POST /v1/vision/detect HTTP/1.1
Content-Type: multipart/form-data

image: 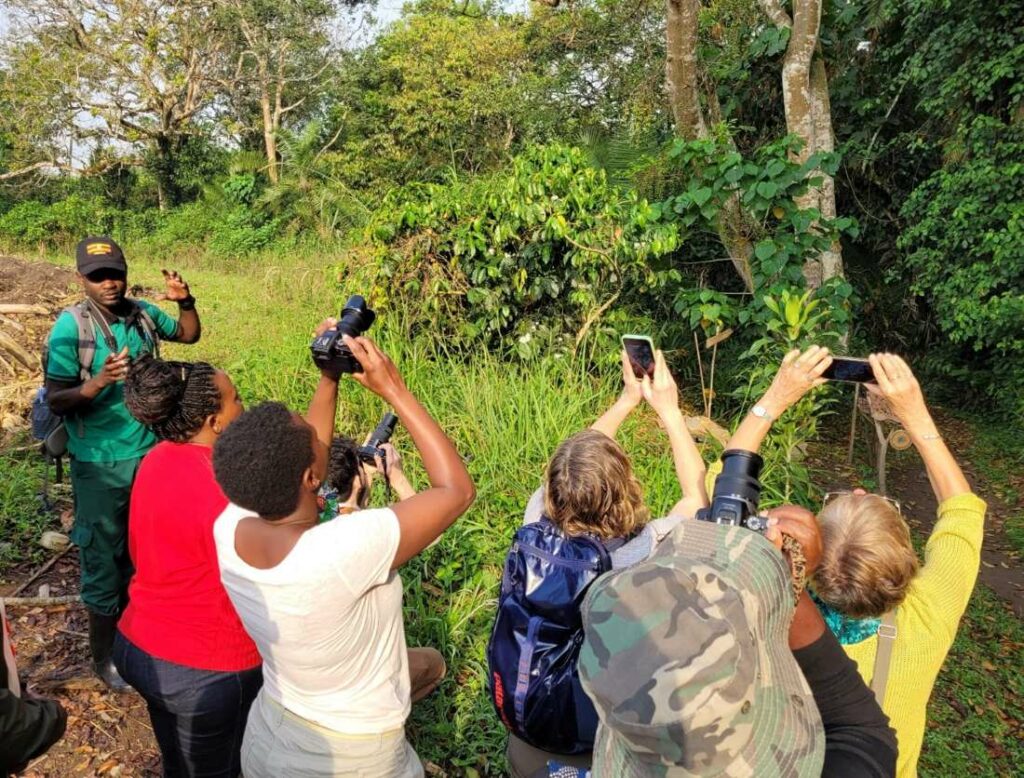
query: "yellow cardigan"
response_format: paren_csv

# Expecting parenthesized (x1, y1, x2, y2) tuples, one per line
(844, 492, 987, 778)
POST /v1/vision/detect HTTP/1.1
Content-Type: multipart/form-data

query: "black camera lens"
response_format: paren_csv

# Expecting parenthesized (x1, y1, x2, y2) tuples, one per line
(695, 449, 765, 532)
(336, 295, 376, 339)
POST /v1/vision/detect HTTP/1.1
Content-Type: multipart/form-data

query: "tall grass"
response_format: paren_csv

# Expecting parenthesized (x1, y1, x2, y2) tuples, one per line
(11, 246, 711, 770)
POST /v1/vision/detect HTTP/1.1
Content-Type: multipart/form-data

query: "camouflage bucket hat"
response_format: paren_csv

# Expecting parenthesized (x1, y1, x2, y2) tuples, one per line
(579, 519, 824, 777)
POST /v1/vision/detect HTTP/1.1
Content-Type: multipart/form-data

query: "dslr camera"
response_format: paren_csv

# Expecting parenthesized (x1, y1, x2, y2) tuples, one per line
(310, 295, 376, 374)
(358, 413, 399, 466)
(695, 449, 769, 534)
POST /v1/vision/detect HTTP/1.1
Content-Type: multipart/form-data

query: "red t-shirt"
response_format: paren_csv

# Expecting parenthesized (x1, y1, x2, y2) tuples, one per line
(119, 441, 260, 671)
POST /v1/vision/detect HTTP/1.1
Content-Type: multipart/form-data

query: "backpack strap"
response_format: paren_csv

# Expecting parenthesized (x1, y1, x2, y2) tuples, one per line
(126, 300, 162, 359)
(870, 610, 898, 706)
(58, 301, 103, 382)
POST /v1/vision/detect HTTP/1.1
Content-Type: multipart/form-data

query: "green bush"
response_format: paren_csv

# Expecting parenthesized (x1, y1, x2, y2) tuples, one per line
(897, 117, 1024, 418)
(367, 143, 680, 356)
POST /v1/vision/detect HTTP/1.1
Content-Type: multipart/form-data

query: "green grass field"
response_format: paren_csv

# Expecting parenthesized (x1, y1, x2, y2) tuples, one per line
(2, 248, 1021, 775)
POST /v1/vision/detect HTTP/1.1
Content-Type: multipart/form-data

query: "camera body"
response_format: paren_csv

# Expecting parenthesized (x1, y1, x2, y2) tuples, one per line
(695, 449, 767, 534)
(357, 412, 399, 465)
(310, 295, 376, 374)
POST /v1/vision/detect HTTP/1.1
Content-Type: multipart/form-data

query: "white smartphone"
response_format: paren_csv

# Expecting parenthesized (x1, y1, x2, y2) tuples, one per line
(621, 334, 656, 379)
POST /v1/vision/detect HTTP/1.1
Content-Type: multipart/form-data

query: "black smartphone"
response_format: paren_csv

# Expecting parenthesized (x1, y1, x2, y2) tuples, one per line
(823, 357, 875, 383)
(622, 334, 656, 379)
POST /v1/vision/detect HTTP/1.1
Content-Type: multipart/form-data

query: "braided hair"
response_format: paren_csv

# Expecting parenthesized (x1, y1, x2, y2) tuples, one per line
(124, 353, 220, 442)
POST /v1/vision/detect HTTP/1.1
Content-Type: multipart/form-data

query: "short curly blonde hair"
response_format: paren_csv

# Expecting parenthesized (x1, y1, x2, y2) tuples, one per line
(814, 493, 920, 618)
(544, 430, 650, 541)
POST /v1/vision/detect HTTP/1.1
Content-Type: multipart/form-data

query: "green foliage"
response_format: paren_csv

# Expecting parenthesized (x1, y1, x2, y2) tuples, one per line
(0, 196, 117, 247)
(368, 143, 679, 355)
(658, 135, 857, 337)
(896, 117, 1024, 418)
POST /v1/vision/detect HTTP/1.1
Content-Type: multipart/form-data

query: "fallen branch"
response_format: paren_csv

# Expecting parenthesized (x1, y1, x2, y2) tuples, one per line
(1, 594, 80, 607)
(10, 545, 74, 597)
(0, 313, 25, 332)
(0, 303, 49, 315)
(0, 330, 35, 369)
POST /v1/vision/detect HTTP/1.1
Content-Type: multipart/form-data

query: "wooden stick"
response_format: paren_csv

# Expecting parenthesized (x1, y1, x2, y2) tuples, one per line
(0, 313, 25, 332)
(846, 382, 860, 466)
(10, 545, 74, 597)
(0, 303, 49, 315)
(1, 594, 80, 606)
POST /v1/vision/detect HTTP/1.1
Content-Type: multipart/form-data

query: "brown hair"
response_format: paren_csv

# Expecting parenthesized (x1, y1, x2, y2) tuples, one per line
(814, 493, 920, 618)
(543, 430, 650, 540)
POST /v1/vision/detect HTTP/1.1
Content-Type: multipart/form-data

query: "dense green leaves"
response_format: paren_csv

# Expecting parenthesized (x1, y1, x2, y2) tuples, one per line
(368, 143, 679, 355)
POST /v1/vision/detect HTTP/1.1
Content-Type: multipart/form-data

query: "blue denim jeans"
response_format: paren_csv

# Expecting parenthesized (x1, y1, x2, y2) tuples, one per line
(113, 632, 262, 778)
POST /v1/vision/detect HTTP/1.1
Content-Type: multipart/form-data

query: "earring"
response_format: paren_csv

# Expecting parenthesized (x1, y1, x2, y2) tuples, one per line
(212, 422, 222, 434)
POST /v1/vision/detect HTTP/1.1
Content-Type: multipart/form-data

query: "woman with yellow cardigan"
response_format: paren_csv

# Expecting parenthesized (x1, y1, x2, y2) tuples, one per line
(727, 346, 986, 778)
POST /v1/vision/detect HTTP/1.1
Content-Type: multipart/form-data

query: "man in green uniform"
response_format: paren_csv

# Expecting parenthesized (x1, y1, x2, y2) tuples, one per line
(44, 236, 202, 691)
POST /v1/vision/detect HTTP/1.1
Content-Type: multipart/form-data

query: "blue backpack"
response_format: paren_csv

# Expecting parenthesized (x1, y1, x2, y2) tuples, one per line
(486, 517, 612, 755)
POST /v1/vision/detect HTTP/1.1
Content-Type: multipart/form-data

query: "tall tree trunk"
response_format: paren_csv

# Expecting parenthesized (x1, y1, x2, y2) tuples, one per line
(665, 0, 754, 291)
(666, 0, 706, 139)
(760, 0, 844, 287)
(260, 89, 279, 184)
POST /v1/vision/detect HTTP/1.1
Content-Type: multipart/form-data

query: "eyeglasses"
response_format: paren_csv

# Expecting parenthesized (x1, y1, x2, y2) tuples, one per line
(821, 491, 902, 515)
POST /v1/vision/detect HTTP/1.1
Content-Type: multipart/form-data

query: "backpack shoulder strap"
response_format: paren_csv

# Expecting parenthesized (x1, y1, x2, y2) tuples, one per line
(127, 300, 161, 359)
(870, 610, 898, 706)
(62, 302, 103, 382)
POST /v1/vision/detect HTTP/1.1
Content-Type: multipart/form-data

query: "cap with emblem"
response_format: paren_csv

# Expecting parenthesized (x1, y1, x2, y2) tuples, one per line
(578, 519, 825, 777)
(76, 236, 127, 276)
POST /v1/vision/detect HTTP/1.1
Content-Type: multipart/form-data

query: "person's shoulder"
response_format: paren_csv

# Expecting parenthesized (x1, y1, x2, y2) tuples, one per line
(213, 503, 251, 544)
(319, 506, 399, 538)
(48, 306, 83, 338)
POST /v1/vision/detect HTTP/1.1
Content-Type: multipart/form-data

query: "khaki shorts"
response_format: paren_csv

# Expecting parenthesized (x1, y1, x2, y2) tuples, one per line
(241, 690, 423, 778)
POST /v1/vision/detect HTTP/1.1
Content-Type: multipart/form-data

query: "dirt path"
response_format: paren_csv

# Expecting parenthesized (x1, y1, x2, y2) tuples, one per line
(3, 551, 160, 777)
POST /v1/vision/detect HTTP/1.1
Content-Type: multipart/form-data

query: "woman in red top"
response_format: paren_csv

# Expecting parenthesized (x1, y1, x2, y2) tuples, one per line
(114, 354, 258, 778)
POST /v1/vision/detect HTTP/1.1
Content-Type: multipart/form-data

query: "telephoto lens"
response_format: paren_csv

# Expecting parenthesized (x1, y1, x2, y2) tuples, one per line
(695, 449, 765, 533)
(358, 413, 399, 464)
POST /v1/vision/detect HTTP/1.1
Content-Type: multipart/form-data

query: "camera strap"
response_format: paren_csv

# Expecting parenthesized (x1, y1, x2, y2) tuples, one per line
(870, 610, 898, 706)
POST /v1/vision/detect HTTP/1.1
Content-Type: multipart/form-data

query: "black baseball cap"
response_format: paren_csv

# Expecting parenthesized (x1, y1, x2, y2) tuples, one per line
(76, 236, 127, 275)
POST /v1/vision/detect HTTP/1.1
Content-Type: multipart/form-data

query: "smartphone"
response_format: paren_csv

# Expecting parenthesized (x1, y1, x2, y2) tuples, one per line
(621, 334, 656, 379)
(823, 357, 875, 383)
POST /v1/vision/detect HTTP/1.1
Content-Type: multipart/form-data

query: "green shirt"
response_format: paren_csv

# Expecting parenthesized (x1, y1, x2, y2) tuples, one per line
(45, 300, 179, 463)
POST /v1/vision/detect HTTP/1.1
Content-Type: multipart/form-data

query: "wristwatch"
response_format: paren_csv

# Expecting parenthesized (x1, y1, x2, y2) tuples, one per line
(177, 295, 196, 311)
(750, 404, 774, 422)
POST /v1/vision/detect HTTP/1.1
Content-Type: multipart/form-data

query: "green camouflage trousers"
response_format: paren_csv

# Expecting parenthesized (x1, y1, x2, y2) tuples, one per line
(69, 457, 142, 616)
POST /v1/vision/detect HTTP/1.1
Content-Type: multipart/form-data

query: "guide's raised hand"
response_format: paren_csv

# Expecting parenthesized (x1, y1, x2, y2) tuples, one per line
(342, 335, 407, 402)
(158, 269, 191, 302)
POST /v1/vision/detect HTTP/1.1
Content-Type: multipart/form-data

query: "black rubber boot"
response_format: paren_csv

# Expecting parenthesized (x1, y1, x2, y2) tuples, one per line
(87, 611, 130, 692)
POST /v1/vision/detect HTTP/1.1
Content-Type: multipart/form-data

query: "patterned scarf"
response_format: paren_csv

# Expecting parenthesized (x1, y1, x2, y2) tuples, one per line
(810, 589, 881, 645)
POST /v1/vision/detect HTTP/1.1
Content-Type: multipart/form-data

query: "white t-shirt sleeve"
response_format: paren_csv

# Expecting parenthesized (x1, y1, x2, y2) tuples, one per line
(315, 507, 401, 596)
(523, 486, 546, 526)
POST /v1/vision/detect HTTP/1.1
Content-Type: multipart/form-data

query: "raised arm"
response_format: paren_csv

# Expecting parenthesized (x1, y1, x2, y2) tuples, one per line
(304, 318, 341, 448)
(590, 351, 643, 439)
(345, 336, 475, 568)
(642, 350, 708, 517)
(725, 346, 832, 454)
(866, 354, 970, 501)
